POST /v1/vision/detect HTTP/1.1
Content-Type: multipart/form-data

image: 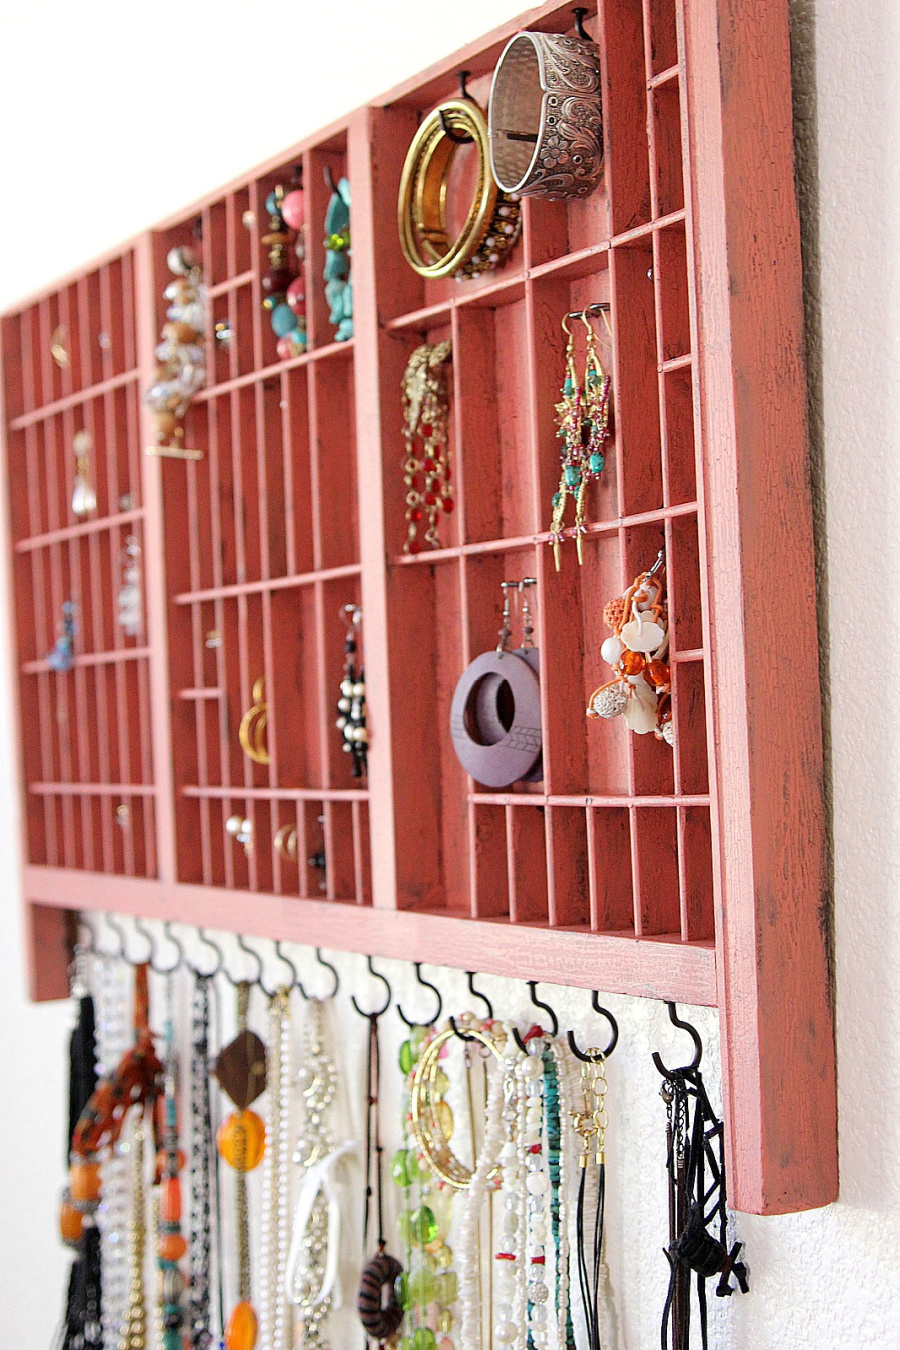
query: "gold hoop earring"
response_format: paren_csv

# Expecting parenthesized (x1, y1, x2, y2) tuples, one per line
(239, 676, 271, 765)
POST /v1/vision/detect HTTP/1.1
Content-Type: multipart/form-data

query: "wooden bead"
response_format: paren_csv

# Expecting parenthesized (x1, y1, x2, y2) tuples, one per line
(69, 1160, 101, 1203)
(225, 1300, 258, 1350)
(59, 1197, 84, 1244)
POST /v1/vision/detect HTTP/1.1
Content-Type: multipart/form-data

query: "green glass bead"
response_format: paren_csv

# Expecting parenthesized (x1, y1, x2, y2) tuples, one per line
(391, 1148, 412, 1188)
(399, 1040, 414, 1074)
(413, 1329, 437, 1350)
(409, 1266, 437, 1304)
(399, 1337, 415, 1350)
(395, 1271, 412, 1311)
(552, 492, 562, 507)
(409, 1025, 429, 1054)
(429, 1191, 452, 1240)
(436, 1272, 458, 1304)
(434, 1242, 454, 1270)
(405, 1148, 428, 1183)
(564, 465, 581, 487)
(410, 1205, 438, 1246)
(397, 1208, 414, 1245)
(432, 1067, 449, 1097)
(589, 453, 605, 473)
(564, 377, 574, 395)
(437, 1308, 455, 1333)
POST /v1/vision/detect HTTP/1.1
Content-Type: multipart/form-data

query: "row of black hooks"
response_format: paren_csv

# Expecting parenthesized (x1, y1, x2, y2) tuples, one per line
(78, 916, 703, 1075)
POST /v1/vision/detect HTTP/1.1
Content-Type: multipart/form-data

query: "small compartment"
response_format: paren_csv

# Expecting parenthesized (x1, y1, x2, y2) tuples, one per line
(547, 805, 589, 928)
(271, 798, 302, 896)
(603, 0, 653, 236)
(648, 0, 679, 75)
(323, 799, 356, 901)
(651, 85, 686, 218)
(632, 805, 680, 935)
(663, 367, 697, 505)
(656, 221, 691, 361)
(530, 267, 618, 542)
(311, 353, 359, 569)
(269, 584, 323, 789)
(390, 560, 465, 912)
(302, 800, 329, 898)
(471, 803, 510, 919)
(588, 806, 635, 933)
(228, 187, 254, 279)
(2, 314, 26, 422)
(669, 510, 703, 652)
(352, 799, 373, 905)
(673, 658, 709, 795)
(389, 322, 457, 557)
(679, 805, 715, 940)
(609, 242, 663, 514)
(306, 140, 351, 349)
(281, 366, 314, 576)
(453, 299, 531, 542)
(200, 200, 229, 290)
(99, 256, 135, 380)
(320, 576, 365, 789)
(573, 530, 633, 797)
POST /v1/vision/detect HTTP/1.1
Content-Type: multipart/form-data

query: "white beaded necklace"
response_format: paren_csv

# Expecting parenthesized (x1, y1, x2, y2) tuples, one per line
(259, 989, 293, 1350)
(456, 1027, 510, 1350)
(93, 956, 131, 1350)
(495, 1037, 528, 1350)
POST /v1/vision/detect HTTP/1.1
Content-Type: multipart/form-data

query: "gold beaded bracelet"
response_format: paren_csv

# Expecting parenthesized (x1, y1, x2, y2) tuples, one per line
(410, 1021, 506, 1188)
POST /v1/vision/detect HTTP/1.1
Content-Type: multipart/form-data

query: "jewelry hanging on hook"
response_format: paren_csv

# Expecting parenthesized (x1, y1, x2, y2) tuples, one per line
(47, 600, 77, 673)
(336, 604, 367, 777)
(117, 535, 142, 638)
(71, 430, 97, 518)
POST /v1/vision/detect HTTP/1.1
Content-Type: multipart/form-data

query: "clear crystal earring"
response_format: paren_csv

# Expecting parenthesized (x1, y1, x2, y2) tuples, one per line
(117, 536, 142, 638)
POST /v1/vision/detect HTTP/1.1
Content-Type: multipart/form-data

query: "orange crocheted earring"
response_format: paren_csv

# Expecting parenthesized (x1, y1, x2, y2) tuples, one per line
(587, 550, 673, 745)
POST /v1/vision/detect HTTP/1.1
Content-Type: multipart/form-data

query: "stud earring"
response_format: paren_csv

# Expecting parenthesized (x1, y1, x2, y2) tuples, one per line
(336, 605, 367, 777)
(72, 431, 97, 518)
(117, 536, 142, 638)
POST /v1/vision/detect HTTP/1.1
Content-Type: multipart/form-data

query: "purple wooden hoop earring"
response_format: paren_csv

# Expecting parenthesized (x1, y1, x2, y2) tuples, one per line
(449, 649, 542, 787)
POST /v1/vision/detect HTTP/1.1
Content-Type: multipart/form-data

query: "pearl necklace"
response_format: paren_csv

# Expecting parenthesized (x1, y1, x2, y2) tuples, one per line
(456, 1027, 510, 1350)
(259, 990, 293, 1350)
(495, 1039, 528, 1350)
(286, 1000, 337, 1350)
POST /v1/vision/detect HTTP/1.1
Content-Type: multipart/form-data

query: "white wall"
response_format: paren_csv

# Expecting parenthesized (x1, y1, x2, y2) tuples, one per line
(1, 0, 899, 1345)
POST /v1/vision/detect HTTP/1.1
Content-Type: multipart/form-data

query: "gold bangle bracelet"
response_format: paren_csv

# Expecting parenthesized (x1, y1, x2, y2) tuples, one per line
(410, 1023, 505, 1189)
(398, 99, 522, 281)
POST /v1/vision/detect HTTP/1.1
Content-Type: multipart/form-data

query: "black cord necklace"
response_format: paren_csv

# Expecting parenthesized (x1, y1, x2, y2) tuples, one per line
(58, 988, 102, 1350)
(189, 974, 215, 1349)
(356, 1013, 403, 1347)
(571, 1051, 609, 1350)
(659, 1067, 749, 1350)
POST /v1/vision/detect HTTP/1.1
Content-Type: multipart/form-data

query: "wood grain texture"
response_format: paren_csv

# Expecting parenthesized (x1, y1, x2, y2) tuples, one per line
(682, 0, 837, 1210)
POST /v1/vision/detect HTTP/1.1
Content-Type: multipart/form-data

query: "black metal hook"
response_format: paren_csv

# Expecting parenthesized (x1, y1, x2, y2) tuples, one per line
(566, 302, 610, 321)
(572, 8, 591, 40)
(78, 912, 97, 955)
(439, 72, 475, 144)
(274, 940, 300, 993)
(159, 921, 185, 974)
(236, 933, 265, 989)
(324, 164, 339, 194)
(397, 962, 443, 1028)
(105, 913, 128, 962)
(350, 955, 392, 1018)
(314, 948, 339, 999)
(512, 981, 560, 1052)
(188, 927, 224, 979)
(651, 1001, 703, 1076)
(132, 916, 157, 970)
(449, 971, 494, 1040)
(567, 991, 619, 1060)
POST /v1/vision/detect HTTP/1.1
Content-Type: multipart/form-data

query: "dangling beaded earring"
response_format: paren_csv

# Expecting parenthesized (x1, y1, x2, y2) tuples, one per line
(117, 536, 142, 638)
(336, 604, 367, 777)
(262, 176, 307, 359)
(47, 599, 77, 672)
(587, 550, 673, 745)
(72, 430, 97, 518)
(548, 308, 611, 568)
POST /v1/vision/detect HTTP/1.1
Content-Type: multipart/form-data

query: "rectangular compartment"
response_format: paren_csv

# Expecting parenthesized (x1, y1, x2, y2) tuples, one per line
(632, 804, 680, 934)
(588, 805, 635, 932)
(547, 804, 590, 927)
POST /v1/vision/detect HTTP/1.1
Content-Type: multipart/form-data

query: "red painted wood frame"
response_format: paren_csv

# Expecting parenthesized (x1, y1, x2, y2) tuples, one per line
(0, 0, 835, 1214)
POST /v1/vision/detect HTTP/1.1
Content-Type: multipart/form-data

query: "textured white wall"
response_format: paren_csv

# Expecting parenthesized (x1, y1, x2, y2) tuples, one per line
(1, 0, 899, 1345)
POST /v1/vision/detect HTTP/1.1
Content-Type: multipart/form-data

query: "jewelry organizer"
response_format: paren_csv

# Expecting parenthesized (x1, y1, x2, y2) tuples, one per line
(0, 0, 836, 1215)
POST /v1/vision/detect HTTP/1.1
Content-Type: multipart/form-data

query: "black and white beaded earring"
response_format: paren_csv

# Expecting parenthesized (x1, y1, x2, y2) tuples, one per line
(336, 604, 367, 777)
